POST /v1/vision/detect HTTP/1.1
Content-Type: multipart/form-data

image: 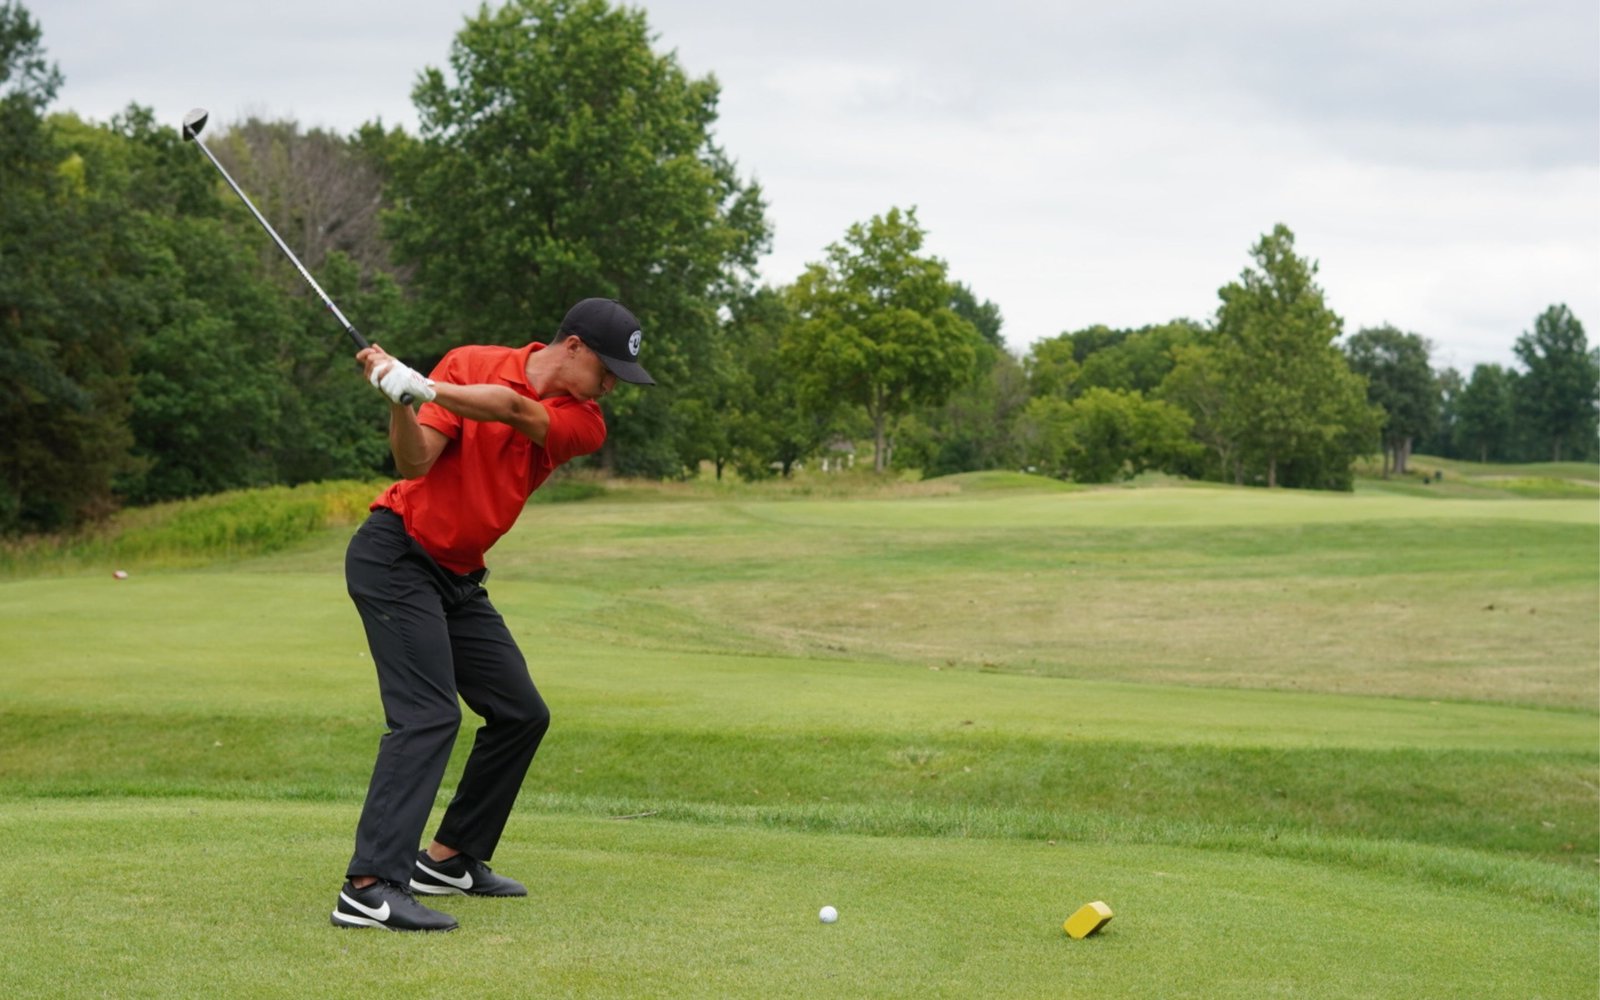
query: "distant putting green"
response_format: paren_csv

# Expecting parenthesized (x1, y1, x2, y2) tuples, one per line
(1, 475, 1594, 997)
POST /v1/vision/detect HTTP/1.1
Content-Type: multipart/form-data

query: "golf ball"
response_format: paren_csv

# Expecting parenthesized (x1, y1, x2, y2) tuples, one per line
(819, 905, 838, 923)
(112, 570, 128, 580)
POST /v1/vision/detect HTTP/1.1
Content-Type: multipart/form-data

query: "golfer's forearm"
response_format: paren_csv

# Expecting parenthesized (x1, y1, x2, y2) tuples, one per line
(388, 408, 437, 478)
(432, 384, 549, 443)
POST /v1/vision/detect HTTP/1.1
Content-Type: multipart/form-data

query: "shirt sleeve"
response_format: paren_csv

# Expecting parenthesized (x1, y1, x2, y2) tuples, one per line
(540, 399, 607, 465)
(418, 350, 465, 440)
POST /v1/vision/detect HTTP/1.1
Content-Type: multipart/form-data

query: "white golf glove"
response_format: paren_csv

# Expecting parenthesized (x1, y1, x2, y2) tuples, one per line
(370, 360, 437, 404)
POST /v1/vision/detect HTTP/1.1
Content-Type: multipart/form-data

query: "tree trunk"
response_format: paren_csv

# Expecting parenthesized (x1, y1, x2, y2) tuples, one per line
(1267, 455, 1277, 488)
(873, 413, 887, 472)
(1382, 446, 1392, 479)
(1396, 437, 1412, 475)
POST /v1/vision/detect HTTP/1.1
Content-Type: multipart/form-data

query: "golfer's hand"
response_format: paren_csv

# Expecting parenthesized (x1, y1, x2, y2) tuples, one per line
(369, 357, 437, 405)
(357, 344, 394, 384)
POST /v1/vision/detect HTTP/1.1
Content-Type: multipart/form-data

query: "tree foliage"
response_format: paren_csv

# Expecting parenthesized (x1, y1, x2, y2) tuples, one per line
(1, 11, 137, 531)
(0, 0, 56, 128)
(1024, 334, 1081, 401)
(1212, 224, 1380, 489)
(1512, 304, 1598, 462)
(897, 350, 1029, 477)
(385, 0, 769, 476)
(1017, 387, 1195, 483)
(1343, 325, 1437, 476)
(5, 0, 1595, 533)
(783, 207, 982, 471)
(1453, 364, 1516, 463)
(721, 286, 843, 478)
(1156, 343, 1233, 479)
(3, 59, 397, 529)
(1077, 320, 1199, 396)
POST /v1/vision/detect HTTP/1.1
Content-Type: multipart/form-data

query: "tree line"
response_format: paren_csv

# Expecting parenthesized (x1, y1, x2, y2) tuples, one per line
(4, 0, 1596, 536)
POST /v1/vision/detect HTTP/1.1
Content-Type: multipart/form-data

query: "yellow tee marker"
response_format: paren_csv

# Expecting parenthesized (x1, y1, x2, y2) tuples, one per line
(1064, 900, 1114, 939)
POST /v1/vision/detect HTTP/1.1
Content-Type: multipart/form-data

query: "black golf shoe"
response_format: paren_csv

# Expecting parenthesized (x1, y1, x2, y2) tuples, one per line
(331, 879, 459, 931)
(410, 849, 528, 897)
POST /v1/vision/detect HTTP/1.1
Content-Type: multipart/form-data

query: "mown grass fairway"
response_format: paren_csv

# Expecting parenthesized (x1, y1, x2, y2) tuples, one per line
(2, 474, 1596, 998)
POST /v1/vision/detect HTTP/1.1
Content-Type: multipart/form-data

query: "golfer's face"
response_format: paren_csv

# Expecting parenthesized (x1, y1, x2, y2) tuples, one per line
(582, 343, 618, 399)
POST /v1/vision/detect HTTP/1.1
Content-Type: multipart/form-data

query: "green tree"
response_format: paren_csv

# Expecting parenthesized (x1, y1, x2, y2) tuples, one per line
(1156, 342, 1234, 480)
(1343, 325, 1438, 476)
(896, 292, 1021, 477)
(1, 7, 144, 531)
(676, 286, 774, 480)
(1421, 366, 1464, 459)
(898, 349, 1029, 477)
(59, 108, 388, 503)
(1453, 363, 1516, 463)
(783, 207, 982, 472)
(721, 286, 840, 478)
(1059, 324, 1126, 363)
(54, 108, 289, 503)
(1017, 388, 1195, 483)
(385, 0, 769, 476)
(949, 282, 1004, 349)
(1023, 334, 1081, 400)
(0, 0, 56, 146)
(1512, 305, 1598, 462)
(1078, 320, 1200, 395)
(1213, 224, 1380, 489)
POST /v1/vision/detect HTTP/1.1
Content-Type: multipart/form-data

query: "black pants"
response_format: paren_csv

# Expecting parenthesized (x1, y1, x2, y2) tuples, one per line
(343, 509, 550, 884)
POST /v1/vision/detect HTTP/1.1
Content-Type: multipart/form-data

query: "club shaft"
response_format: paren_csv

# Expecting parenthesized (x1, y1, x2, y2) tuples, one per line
(189, 133, 369, 351)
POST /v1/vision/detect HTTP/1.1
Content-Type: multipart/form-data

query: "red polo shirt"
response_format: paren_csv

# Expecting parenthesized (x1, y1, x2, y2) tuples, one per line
(372, 342, 606, 574)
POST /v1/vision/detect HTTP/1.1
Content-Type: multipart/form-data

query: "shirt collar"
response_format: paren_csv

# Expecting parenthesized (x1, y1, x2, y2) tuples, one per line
(497, 342, 543, 395)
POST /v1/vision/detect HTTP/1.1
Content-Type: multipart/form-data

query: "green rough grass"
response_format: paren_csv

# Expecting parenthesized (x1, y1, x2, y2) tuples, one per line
(1, 476, 1596, 998)
(470, 488, 1598, 708)
(0, 479, 384, 577)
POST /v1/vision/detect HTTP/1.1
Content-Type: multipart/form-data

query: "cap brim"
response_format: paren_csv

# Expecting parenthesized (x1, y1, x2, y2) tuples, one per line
(597, 354, 655, 386)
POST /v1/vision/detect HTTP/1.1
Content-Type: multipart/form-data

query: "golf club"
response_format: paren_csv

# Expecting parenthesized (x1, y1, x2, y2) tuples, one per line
(181, 107, 411, 402)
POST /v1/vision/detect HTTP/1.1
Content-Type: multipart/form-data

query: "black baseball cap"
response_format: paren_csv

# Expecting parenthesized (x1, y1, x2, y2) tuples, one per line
(560, 298, 655, 385)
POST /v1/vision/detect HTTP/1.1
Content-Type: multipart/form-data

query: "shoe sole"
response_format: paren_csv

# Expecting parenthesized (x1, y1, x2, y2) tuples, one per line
(409, 878, 526, 897)
(331, 910, 458, 931)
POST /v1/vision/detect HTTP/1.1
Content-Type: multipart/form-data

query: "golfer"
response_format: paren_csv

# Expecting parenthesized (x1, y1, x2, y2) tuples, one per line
(330, 298, 653, 932)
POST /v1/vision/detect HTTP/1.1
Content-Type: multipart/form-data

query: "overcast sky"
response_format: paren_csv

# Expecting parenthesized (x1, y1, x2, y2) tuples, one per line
(29, 0, 1600, 371)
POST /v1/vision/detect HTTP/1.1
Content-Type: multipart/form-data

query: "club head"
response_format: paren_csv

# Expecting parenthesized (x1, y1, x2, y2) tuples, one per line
(182, 108, 209, 141)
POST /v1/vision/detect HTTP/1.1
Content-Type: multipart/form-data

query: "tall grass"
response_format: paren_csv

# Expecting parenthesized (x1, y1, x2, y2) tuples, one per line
(0, 480, 385, 577)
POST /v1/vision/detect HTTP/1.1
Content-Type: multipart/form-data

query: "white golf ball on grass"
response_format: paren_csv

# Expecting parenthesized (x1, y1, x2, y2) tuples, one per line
(819, 905, 838, 923)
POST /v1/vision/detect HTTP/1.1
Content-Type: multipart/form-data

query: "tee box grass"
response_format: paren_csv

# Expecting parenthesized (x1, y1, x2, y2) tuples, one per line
(0, 471, 1595, 998)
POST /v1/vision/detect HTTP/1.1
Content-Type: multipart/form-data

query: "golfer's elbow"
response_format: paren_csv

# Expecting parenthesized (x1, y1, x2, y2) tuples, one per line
(390, 435, 441, 479)
(394, 455, 436, 479)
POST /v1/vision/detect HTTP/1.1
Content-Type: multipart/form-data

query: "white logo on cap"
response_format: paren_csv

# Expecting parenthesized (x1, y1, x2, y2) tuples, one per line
(628, 330, 642, 357)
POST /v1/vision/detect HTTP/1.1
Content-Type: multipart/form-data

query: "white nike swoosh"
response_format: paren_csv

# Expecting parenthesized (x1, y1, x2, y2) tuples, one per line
(340, 891, 391, 922)
(417, 861, 474, 890)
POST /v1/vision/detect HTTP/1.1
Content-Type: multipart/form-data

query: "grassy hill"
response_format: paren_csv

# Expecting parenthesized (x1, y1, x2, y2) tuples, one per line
(1, 470, 1595, 997)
